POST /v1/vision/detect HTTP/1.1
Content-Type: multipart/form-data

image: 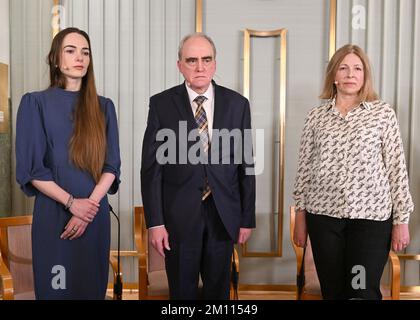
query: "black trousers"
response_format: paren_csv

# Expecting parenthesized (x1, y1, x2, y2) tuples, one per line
(306, 213, 392, 300)
(165, 195, 234, 300)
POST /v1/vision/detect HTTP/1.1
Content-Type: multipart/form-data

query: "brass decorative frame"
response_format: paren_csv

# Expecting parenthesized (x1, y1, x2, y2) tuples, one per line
(0, 63, 8, 134)
(242, 28, 287, 257)
(329, 0, 337, 59)
(195, 0, 203, 33)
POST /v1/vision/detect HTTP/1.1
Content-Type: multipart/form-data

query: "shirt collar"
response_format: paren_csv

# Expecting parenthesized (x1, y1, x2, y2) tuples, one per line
(326, 96, 372, 111)
(185, 83, 213, 105)
(362, 101, 373, 110)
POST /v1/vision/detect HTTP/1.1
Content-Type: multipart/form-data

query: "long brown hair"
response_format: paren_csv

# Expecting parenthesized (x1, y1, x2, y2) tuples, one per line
(319, 44, 379, 102)
(48, 27, 106, 182)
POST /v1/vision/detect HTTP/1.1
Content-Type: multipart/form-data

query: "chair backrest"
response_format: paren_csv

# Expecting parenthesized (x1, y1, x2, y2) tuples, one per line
(147, 237, 165, 273)
(395, 254, 420, 295)
(0, 215, 34, 298)
(133, 206, 165, 273)
(134, 206, 169, 299)
(289, 207, 321, 299)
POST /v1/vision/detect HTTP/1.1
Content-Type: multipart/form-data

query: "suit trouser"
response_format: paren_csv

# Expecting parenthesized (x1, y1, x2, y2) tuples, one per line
(165, 195, 234, 300)
(306, 213, 392, 300)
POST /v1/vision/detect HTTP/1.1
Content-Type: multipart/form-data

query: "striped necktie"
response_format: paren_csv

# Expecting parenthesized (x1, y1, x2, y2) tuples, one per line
(194, 95, 211, 200)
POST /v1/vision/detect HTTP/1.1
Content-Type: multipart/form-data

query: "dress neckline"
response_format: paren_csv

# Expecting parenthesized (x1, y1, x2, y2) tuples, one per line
(51, 86, 80, 97)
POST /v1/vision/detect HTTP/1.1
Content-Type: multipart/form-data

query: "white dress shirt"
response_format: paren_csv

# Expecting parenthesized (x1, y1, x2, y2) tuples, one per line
(185, 83, 214, 141)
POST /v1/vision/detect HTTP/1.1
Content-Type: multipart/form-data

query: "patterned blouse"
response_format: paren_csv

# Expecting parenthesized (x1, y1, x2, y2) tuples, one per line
(293, 99, 414, 225)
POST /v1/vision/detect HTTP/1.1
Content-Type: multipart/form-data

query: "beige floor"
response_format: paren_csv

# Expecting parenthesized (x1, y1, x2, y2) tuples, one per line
(107, 289, 295, 300)
(107, 289, 420, 300)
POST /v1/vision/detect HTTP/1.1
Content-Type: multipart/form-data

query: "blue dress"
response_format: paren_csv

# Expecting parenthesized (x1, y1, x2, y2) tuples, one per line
(15, 87, 121, 299)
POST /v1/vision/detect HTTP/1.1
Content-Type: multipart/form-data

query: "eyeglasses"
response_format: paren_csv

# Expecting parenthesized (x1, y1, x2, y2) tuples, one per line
(184, 56, 214, 68)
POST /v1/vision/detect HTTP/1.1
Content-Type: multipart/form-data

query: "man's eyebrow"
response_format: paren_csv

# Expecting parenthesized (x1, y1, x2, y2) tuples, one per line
(185, 56, 213, 59)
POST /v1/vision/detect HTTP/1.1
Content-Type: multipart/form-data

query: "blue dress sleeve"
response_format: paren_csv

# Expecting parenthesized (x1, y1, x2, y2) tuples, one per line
(102, 98, 121, 194)
(15, 93, 54, 196)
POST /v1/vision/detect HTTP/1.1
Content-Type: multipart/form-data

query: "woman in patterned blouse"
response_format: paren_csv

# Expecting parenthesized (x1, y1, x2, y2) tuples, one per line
(293, 44, 414, 300)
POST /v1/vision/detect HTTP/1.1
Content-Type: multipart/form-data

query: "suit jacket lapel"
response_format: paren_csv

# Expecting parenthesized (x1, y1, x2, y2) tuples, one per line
(212, 80, 227, 132)
(173, 82, 197, 131)
(210, 81, 230, 160)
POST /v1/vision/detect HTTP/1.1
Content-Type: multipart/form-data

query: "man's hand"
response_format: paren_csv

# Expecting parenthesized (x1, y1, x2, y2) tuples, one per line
(392, 223, 410, 252)
(149, 226, 170, 257)
(238, 228, 252, 245)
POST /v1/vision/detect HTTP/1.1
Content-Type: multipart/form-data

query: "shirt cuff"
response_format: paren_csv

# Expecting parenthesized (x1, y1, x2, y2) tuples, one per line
(148, 224, 165, 229)
(392, 213, 410, 225)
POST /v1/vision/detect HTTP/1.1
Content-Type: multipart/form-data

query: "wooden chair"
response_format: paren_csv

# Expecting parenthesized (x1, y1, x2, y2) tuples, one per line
(0, 215, 34, 300)
(395, 254, 420, 297)
(290, 206, 401, 300)
(115, 206, 239, 300)
(0, 215, 122, 300)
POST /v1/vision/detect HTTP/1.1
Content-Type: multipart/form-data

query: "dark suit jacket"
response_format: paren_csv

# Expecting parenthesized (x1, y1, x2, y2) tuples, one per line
(141, 81, 256, 242)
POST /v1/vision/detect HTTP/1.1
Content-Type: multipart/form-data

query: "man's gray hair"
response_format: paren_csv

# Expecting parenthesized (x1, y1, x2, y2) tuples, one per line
(177, 33, 217, 61)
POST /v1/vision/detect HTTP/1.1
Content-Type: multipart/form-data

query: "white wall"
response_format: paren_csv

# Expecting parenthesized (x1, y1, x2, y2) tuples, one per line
(337, 0, 420, 290)
(10, 0, 196, 285)
(9, 0, 329, 286)
(0, 0, 10, 217)
(8, 0, 420, 287)
(204, 0, 329, 285)
(0, 0, 9, 65)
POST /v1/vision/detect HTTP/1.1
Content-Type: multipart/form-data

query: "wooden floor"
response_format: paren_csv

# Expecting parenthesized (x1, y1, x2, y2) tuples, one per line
(107, 289, 295, 300)
(108, 289, 420, 300)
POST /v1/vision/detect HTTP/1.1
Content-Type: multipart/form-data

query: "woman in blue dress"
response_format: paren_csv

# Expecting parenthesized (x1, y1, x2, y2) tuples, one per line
(15, 27, 121, 299)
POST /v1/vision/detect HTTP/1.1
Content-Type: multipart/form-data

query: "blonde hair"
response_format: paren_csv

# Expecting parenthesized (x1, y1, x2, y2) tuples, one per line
(319, 44, 379, 101)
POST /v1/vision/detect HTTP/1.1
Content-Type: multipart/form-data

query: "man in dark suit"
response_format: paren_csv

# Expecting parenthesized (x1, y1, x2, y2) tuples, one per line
(141, 33, 256, 300)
